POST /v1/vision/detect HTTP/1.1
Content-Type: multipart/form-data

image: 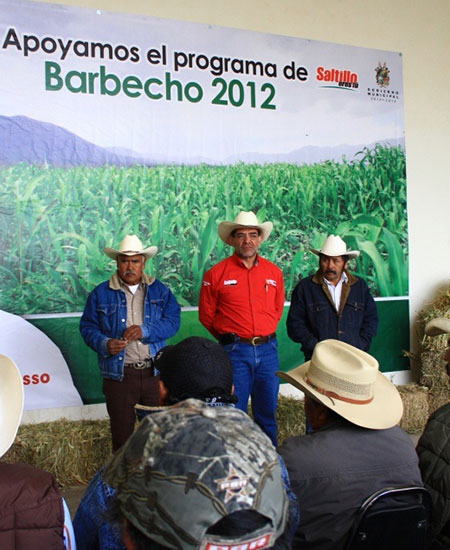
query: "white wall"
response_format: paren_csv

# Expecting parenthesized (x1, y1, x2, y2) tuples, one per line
(36, 0, 450, 370)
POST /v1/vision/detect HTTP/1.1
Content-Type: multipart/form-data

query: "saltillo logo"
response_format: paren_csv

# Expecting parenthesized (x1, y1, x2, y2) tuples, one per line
(316, 66, 359, 90)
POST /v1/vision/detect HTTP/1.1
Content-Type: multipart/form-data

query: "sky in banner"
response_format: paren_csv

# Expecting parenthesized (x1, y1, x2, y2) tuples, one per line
(0, 0, 404, 164)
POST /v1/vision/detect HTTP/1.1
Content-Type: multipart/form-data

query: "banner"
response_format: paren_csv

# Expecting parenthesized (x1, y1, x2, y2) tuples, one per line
(0, 310, 82, 409)
(0, 1, 408, 406)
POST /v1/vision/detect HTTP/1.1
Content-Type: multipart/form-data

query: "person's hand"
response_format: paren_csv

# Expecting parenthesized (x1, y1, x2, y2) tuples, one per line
(107, 338, 128, 355)
(123, 325, 143, 342)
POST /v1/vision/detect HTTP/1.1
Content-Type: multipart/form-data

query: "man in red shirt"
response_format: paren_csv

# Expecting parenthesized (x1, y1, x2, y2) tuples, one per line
(199, 211, 285, 445)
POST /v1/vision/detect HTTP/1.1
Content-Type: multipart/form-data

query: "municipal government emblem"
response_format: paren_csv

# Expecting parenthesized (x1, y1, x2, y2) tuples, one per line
(375, 62, 390, 87)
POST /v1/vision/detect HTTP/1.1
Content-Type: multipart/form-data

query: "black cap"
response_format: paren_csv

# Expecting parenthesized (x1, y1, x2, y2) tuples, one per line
(155, 337, 233, 401)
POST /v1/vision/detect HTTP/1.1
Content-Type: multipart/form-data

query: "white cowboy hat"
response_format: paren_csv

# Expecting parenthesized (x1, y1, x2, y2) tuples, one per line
(276, 339, 403, 430)
(104, 234, 158, 260)
(425, 317, 450, 337)
(0, 354, 24, 458)
(310, 234, 360, 259)
(218, 211, 273, 243)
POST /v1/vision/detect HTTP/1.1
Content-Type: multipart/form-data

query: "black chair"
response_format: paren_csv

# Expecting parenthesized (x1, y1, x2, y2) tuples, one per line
(344, 486, 433, 550)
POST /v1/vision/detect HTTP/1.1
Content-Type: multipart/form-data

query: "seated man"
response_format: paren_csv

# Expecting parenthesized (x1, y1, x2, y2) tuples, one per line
(0, 354, 76, 550)
(74, 337, 298, 549)
(417, 317, 450, 550)
(104, 399, 290, 550)
(278, 339, 422, 550)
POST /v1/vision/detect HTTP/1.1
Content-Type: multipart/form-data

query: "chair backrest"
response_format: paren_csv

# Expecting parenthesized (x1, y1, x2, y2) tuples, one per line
(344, 485, 432, 550)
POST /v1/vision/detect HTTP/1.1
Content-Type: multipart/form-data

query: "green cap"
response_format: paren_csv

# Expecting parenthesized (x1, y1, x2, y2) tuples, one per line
(104, 399, 288, 549)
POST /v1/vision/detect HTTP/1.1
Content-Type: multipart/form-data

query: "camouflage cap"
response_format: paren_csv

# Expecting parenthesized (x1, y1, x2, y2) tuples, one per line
(104, 399, 288, 550)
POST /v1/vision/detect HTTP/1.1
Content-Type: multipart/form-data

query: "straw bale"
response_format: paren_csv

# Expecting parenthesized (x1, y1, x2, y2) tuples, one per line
(276, 395, 305, 444)
(2, 419, 112, 487)
(0, 386, 436, 487)
(417, 288, 450, 390)
(397, 383, 429, 433)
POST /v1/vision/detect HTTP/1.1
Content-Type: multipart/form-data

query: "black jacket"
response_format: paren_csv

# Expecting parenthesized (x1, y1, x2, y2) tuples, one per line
(286, 270, 378, 360)
(417, 403, 450, 550)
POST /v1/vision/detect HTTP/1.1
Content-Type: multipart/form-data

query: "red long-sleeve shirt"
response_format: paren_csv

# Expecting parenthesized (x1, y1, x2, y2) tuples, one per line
(199, 253, 285, 339)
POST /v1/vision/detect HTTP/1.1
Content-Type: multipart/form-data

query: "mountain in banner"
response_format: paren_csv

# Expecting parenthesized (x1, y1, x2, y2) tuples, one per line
(0, 114, 405, 167)
(225, 138, 405, 165)
(0, 115, 149, 167)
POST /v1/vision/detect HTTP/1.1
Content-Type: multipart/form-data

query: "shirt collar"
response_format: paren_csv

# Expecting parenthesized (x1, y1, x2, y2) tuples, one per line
(109, 270, 155, 290)
(324, 270, 348, 287)
(232, 252, 259, 268)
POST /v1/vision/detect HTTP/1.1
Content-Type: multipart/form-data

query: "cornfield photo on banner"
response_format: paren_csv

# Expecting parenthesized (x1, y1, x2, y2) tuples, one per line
(0, 144, 407, 315)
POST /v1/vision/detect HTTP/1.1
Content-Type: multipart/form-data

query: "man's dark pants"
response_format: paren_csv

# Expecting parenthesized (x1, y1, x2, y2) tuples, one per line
(103, 366, 159, 452)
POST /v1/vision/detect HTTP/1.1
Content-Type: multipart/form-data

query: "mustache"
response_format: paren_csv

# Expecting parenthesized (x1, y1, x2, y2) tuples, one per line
(325, 269, 337, 275)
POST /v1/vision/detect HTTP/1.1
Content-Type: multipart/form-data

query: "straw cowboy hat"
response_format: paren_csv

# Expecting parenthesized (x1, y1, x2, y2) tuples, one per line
(104, 234, 158, 260)
(310, 234, 360, 260)
(218, 211, 273, 243)
(277, 339, 403, 430)
(425, 317, 450, 337)
(0, 354, 24, 458)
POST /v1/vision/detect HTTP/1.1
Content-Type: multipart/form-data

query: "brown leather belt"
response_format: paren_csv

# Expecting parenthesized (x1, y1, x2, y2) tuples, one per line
(218, 333, 276, 346)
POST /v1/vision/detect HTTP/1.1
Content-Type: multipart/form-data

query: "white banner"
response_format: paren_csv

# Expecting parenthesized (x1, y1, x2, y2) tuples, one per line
(0, 310, 82, 410)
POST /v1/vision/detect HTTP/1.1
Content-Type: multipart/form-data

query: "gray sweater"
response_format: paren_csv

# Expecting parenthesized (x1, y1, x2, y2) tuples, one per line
(279, 417, 422, 549)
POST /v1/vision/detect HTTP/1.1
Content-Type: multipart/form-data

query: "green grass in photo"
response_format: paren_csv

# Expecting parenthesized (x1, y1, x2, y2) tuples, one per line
(0, 144, 407, 314)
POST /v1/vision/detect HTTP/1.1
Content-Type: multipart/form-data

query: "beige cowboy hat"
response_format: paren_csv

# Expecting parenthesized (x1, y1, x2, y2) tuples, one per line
(310, 234, 360, 259)
(0, 354, 24, 458)
(104, 234, 157, 260)
(218, 211, 273, 243)
(276, 339, 403, 430)
(425, 317, 450, 337)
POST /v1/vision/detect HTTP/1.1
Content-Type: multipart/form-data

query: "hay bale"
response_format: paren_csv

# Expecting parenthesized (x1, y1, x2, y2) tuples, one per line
(0, 386, 435, 487)
(417, 288, 450, 392)
(276, 395, 305, 444)
(397, 383, 429, 433)
(2, 419, 112, 487)
(420, 348, 449, 392)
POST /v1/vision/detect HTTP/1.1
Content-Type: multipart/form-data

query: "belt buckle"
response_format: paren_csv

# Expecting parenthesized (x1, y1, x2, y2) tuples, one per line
(251, 336, 260, 346)
(134, 361, 147, 369)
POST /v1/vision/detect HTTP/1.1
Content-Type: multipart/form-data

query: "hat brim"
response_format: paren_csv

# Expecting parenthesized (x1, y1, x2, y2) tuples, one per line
(309, 247, 360, 259)
(425, 317, 450, 337)
(0, 354, 24, 457)
(276, 361, 403, 430)
(104, 246, 158, 260)
(218, 221, 273, 243)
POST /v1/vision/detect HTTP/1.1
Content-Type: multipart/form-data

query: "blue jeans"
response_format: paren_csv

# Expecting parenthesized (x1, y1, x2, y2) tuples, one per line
(223, 339, 280, 446)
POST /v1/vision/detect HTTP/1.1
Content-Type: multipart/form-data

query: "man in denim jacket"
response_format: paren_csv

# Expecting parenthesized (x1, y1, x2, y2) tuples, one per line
(80, 234, 180, 451)
(287, 235, 378, 361)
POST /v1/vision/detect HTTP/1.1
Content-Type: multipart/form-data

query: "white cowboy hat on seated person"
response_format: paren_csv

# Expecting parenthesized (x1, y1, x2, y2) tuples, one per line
(218, 211, 273, 243)
(310, 234, 360, 260)
(104, 234, 158, 260)
(425, 317, 450, 337)
(0, 354, 24, 458)
(276, 339, 403, 430)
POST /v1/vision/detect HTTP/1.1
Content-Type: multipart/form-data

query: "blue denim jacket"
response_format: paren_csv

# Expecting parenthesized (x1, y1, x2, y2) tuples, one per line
(80, 272, 181, 380)
(73, 468, 124, 550)
(286, 270, 378, 361)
